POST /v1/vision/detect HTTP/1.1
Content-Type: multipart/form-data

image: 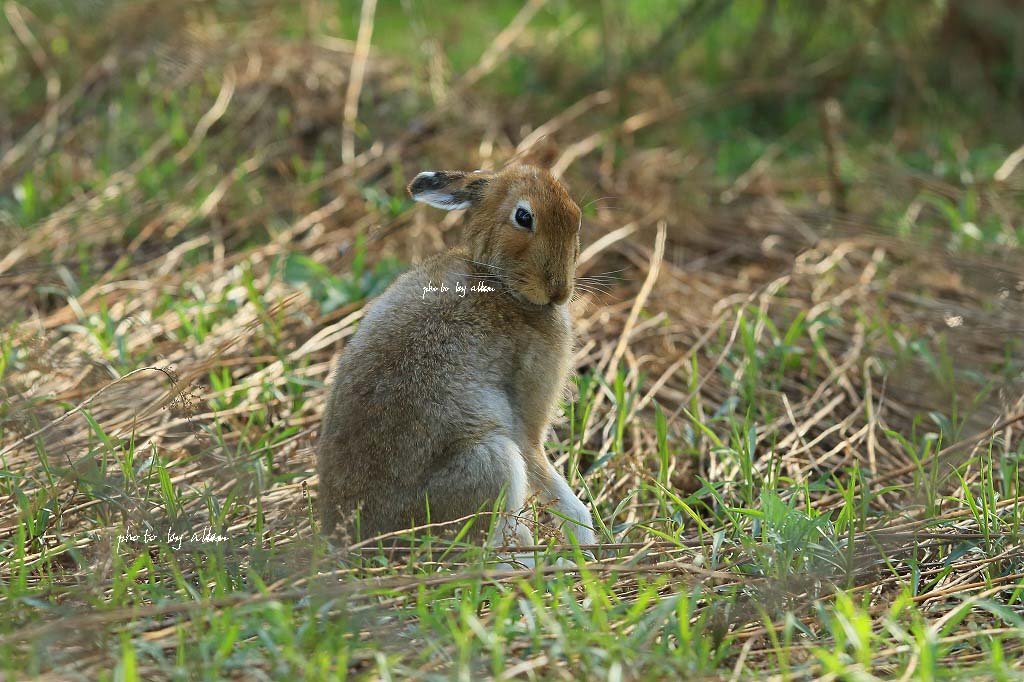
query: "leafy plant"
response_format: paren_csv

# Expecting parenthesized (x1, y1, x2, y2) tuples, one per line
(283, 243, 405, 313)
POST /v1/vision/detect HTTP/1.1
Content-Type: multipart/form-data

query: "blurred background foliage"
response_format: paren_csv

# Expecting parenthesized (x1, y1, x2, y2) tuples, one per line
(2, 0, 1023, 243)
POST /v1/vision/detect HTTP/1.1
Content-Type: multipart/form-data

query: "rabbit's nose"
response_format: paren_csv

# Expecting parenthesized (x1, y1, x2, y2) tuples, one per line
(550, 285, 570, 305)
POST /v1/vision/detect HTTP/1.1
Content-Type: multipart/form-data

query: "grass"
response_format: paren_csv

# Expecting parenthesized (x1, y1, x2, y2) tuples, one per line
(2, 0, 1024, 679)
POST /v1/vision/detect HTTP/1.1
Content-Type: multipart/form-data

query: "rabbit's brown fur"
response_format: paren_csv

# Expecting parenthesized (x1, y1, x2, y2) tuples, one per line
(316, 164, 594, 547)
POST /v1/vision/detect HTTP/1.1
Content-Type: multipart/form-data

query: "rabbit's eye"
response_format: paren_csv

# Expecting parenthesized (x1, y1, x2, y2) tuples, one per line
(514, 206, 533, 230)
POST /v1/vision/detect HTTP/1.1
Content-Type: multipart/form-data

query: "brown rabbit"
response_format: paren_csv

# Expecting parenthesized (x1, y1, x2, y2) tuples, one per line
(316, 163, 595, 549)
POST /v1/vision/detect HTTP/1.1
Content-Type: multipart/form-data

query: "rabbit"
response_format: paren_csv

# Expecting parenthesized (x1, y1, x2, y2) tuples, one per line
(316, 163, 596, 552)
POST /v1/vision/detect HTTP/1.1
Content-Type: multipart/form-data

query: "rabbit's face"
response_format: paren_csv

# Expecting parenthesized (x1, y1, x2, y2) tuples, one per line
(408, 164, 581, 306)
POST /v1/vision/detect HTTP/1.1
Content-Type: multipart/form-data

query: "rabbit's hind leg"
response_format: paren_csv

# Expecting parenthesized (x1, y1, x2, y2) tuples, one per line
(423, 434, 533, 548)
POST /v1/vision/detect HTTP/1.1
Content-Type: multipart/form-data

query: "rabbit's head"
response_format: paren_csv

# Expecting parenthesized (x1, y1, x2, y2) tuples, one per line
(408, 164, 581, 306)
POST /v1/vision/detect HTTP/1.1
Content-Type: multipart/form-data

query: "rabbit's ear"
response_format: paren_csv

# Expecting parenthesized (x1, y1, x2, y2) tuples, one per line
(517, 142, 559, 171)
(407, 171, 491, 211)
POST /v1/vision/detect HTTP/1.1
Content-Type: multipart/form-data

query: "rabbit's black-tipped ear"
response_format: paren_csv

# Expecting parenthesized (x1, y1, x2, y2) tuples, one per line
(407, 171, 490, 210)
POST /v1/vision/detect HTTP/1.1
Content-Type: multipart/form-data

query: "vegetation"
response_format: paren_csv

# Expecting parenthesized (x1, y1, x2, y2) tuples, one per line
(1, 0, 1023, 679)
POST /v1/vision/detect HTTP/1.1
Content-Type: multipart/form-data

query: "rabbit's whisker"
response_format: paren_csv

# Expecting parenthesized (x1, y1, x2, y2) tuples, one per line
(438, 270, 503, 281)
(573, 283, 620, 298)
(453, 255, 510, 273)
(581, 196, 618, 211)
(579, 267, 631, 276)
(578, 273, 626, 281)
(574, 281, 614, 292)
